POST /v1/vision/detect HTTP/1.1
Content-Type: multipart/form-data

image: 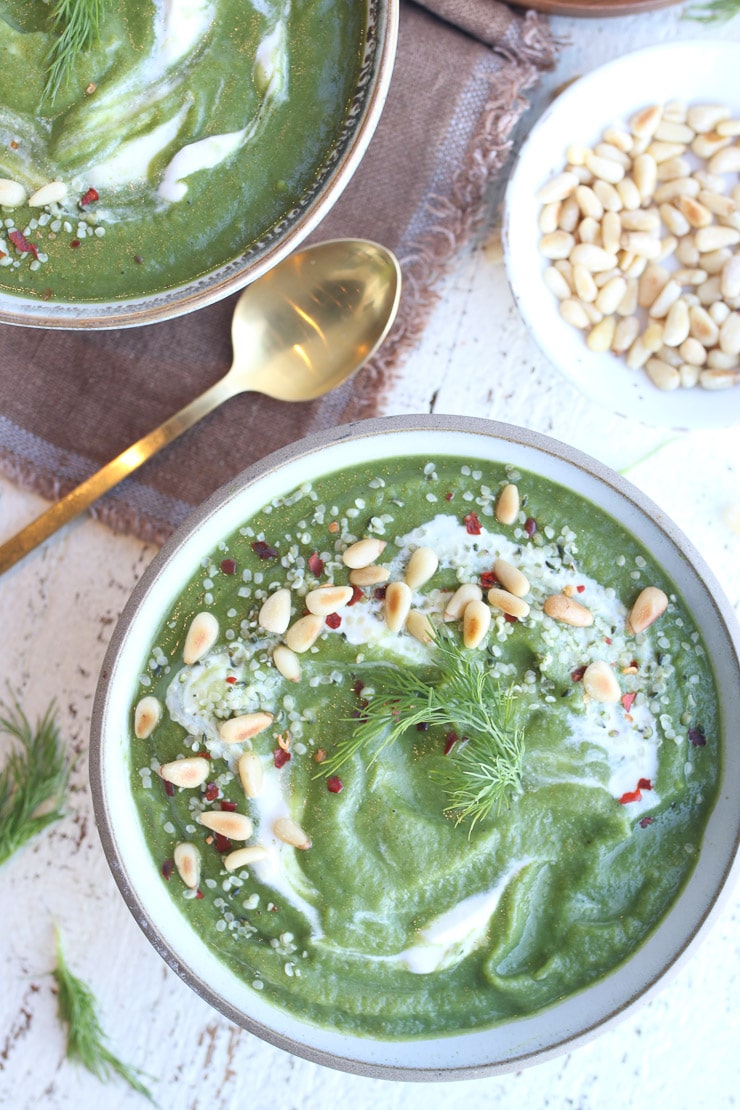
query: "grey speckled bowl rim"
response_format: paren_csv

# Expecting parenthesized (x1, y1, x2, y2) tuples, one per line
(1, 1, 398, 331)
(90, 413, 740, 1080)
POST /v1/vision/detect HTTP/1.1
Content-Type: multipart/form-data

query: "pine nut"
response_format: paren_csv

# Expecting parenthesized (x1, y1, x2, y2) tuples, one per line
(443, 583, 482, 622)
(690, 304, 719, 345)
(259, 588, 292, 634)
(273, 643, 301, 682)
(613, 315, 640, 354)
(28, 181, 69, 207)
(678, 337, 707, 366)
(134, 695, 161, 739)
(537, 171, 579, 204)
(406, 609, 434, 644)
(577, 217, 601, 245)
(238, 751, 264, 798)
(594, 179, 623, 211)
(718, 312, 740, 356)
(627, 586, 668, 634)
(699, 248, 731, 275)
(341, 537, 387, 569)
(603, 126, 633, 152)
(695, 226, 740, 253)
(573, 263, 597, 302)
(648, 141, 687, 164)
(692, 132, 732, 159)
(404, 546, 439, 590)
(582, 660, 621, 703)
(462, 600, 491, 649)
(621, 232, 660, 260)
(183, 612, 219, 664)
(642, 322, 665, 352)
(585, 151, 624, 184)
(224, 845, 269, 872)
(659, 203, 690, 237)
(708, 146, 740, 174)
(687, 104, 729, 133)
(305, 585, 354, 616)
(697, 275, 723, 305)
(649, 279, 681, 319)
(219, 711, 274, 744)
(673, 268, 707, 285)
(698, 190, 736, 219)
(617, 279, 638, 316)
(0, 179, 27, 207)
(173, 843, 201, 889)
(716, 118, 740, 137)
(675, 195, 712, 228)
(664, 100, 688, 123)
(544, 265, 572, 300)
(349, 564, 390, 586)
(700, 368, 739, 389)
(199, 810, 254, 840)
(560, 298, 590, 329)
(646, 357, 680, 391)
(626, 336, 652, 369)
(586, 315, 616, 352)
(273, 817, 311, 850)
(629, 105, 662, 139)
(654, 178, 700, 205)
(575, 184, 604, 220)
(539, 201, 561, 234)
(709, 301, 732, 326)
(487, 588, 530, 620)
(543, 594, 593, 627)
(285, 614, 323, 653)
(570, 244, 618, 272)
(721, 255, 740, 299)
(384, 581, 412, 633)
(662, 299, 690, 346)
(680, 362, 701, 388)
(493, 558, 530, 598)
(595, 275, 627, 315)
(594, 141, 631, 169)
(559, 197, 581, 233)
(656, 155, 692, 182)
(158, 757, 210, 788)
(620, 210, 660, 233)
(638, 264, 668, 308)
(495, 483, 520, 525)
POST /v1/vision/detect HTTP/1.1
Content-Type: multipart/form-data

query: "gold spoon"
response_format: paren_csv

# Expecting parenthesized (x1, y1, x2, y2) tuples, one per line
(0, 238, 401, 575)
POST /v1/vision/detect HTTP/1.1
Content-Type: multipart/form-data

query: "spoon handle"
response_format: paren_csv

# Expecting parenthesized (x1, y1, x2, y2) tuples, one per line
(0, 375, 238, 575)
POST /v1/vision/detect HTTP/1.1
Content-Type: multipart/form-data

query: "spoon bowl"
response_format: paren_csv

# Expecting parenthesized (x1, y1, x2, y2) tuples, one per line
(0, 239, 401, 574)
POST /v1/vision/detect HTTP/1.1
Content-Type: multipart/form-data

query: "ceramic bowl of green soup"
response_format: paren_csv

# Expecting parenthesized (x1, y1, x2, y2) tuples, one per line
(0, 0, 396, 329)
(90, 414, 740, 1078)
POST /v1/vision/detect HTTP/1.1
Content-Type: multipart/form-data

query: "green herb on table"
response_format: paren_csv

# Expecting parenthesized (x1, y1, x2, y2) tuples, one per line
(43, 0, 107, 105)
(0, 694, 68, 867)
(53, 927, 154, 1100)
(324, 628, 524, 824)
(682, 0, 740, 22)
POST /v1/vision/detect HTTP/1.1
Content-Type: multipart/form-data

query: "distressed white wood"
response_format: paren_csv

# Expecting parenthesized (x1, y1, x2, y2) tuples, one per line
(2, 11, 740, 1108)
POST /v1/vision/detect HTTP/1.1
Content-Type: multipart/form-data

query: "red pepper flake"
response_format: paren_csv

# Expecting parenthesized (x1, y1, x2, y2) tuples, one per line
(480, 570, 498, 589)
(352, 679, 365, 697)
(374, 585, 387, 600)
(504, 613, 518, 624)
(605, 637, 612, 645)
(161, 859, 174, 880)
(325, 612, 342, 629)
(576, 584, 586, 593)
(9, 229, 39, 259)
(251, 539, 278, 559)
(220, 800, 238, 812)
(639, 816, 654, 828)
(524, 517, 537, 537)
(79, 187, 99, 207)
(274, 747, 291, 769)
(347, 585, 363, 606)
(443, 730, 458, 756)
(637, 777, 653, 791)
(464, 512, 482, 535)
(225, 675, 237, 685)
(204, 782, 219, 802)
(621, 692, 637, 713)
(326, 776, 343, 794)
(688, 726, 706, 747)
(214, 834, 232, 853)
(196, 889, 204, 899)
(70, 239, 80, 249)
(618, 787, 642, 805)
(308, 551, 324, 576)
(163, 779, 175, 797)
(193, 749, 212, 760)
(571, 665, 587, 682)
(444, 491, 454, 501)
(220, 557, 236, 575)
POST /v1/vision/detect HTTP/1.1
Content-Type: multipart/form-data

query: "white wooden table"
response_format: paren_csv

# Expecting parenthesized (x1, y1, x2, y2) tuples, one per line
(2, 10, 740, 1108)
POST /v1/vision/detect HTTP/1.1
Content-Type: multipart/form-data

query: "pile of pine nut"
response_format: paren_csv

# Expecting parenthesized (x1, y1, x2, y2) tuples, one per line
(537, 101, 740, 391)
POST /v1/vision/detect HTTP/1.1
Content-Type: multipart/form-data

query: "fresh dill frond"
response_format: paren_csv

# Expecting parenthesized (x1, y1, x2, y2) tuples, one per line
(0, 694, 69, 867)
(53, 927, 154, 1100)
(322, 627, 525, 825)
(44, 0, 106, 105)
(682, 0, 740, 21)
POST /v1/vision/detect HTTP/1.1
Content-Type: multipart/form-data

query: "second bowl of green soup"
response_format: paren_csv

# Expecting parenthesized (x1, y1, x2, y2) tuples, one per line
(0, 0, 397, 328)
(90, 414, 740, 1077)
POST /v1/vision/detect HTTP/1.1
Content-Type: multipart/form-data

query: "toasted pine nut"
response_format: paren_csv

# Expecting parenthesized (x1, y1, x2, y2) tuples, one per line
(689, 304, 719, 345)
(238, 751, 264, 799)
(629, 105, 662, 139)
(675, 195, 712, 229)
(305, 585, 354, 616)
(543, 594, 594, 627)
(406, 609, 434, 644)
(198, 810, 253, 840)
(219, 712, 274, 744)
(224, 845, 269, 872)
(183, 611, 219, 664)
(285, 614, 323, 653)
(487, 588, 530, 620)
(627, 586, 668, 634)
(404, 546, 439, 589)
(134, 695, 161, 739)
(273, 817, 311, 850)
(173, 843, 201, 889)
(259, 588, 292, 634)
(341, 537, 387, 569)
(384, 581, 412, 633)
(349, 564, 390, 586)
(495, 483, 520, 525)
(443, 583, 482, 621)
(582, 660, 621, 703)
(463, 600, 491, 649)
(158, 757, 210, 789)
(493, 558, 530, 598)
(638, 264, 668, 308)
(272, 643, 301, 682)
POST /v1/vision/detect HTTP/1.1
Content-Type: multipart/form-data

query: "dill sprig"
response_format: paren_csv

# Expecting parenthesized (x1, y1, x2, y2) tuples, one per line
(53, 927, 154, 1100)
(44, 0, 106, 105)
(0, 694, 68, 867)
(323, 628, 525, 825)
(682, 0, 740, 21)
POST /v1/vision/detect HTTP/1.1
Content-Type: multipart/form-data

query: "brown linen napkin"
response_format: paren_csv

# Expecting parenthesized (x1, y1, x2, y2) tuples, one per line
(0, 1, 556, 546)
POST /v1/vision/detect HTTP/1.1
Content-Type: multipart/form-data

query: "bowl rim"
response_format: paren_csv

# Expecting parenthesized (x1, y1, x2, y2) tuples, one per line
(502, 38, 740, 431)
(0, 0, 399, 331)
(90, 413, 740, 1079)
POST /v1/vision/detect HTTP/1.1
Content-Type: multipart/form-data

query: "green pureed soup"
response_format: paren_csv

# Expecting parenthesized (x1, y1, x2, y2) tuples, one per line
(0, 0, 366, 301)
(130, 457, 719, 1038)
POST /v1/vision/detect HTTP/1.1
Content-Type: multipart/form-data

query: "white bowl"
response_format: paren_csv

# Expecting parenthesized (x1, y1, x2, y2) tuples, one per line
(90, 414, 740, 1078)
(0, 1, 397, 330)
(504, 40, 740, 430)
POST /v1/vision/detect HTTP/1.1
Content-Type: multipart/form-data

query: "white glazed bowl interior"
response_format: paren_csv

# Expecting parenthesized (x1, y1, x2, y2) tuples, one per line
(504, 40, 740, 431)
(0, 1, 397, 331)
(90, 414, 740, 1079)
